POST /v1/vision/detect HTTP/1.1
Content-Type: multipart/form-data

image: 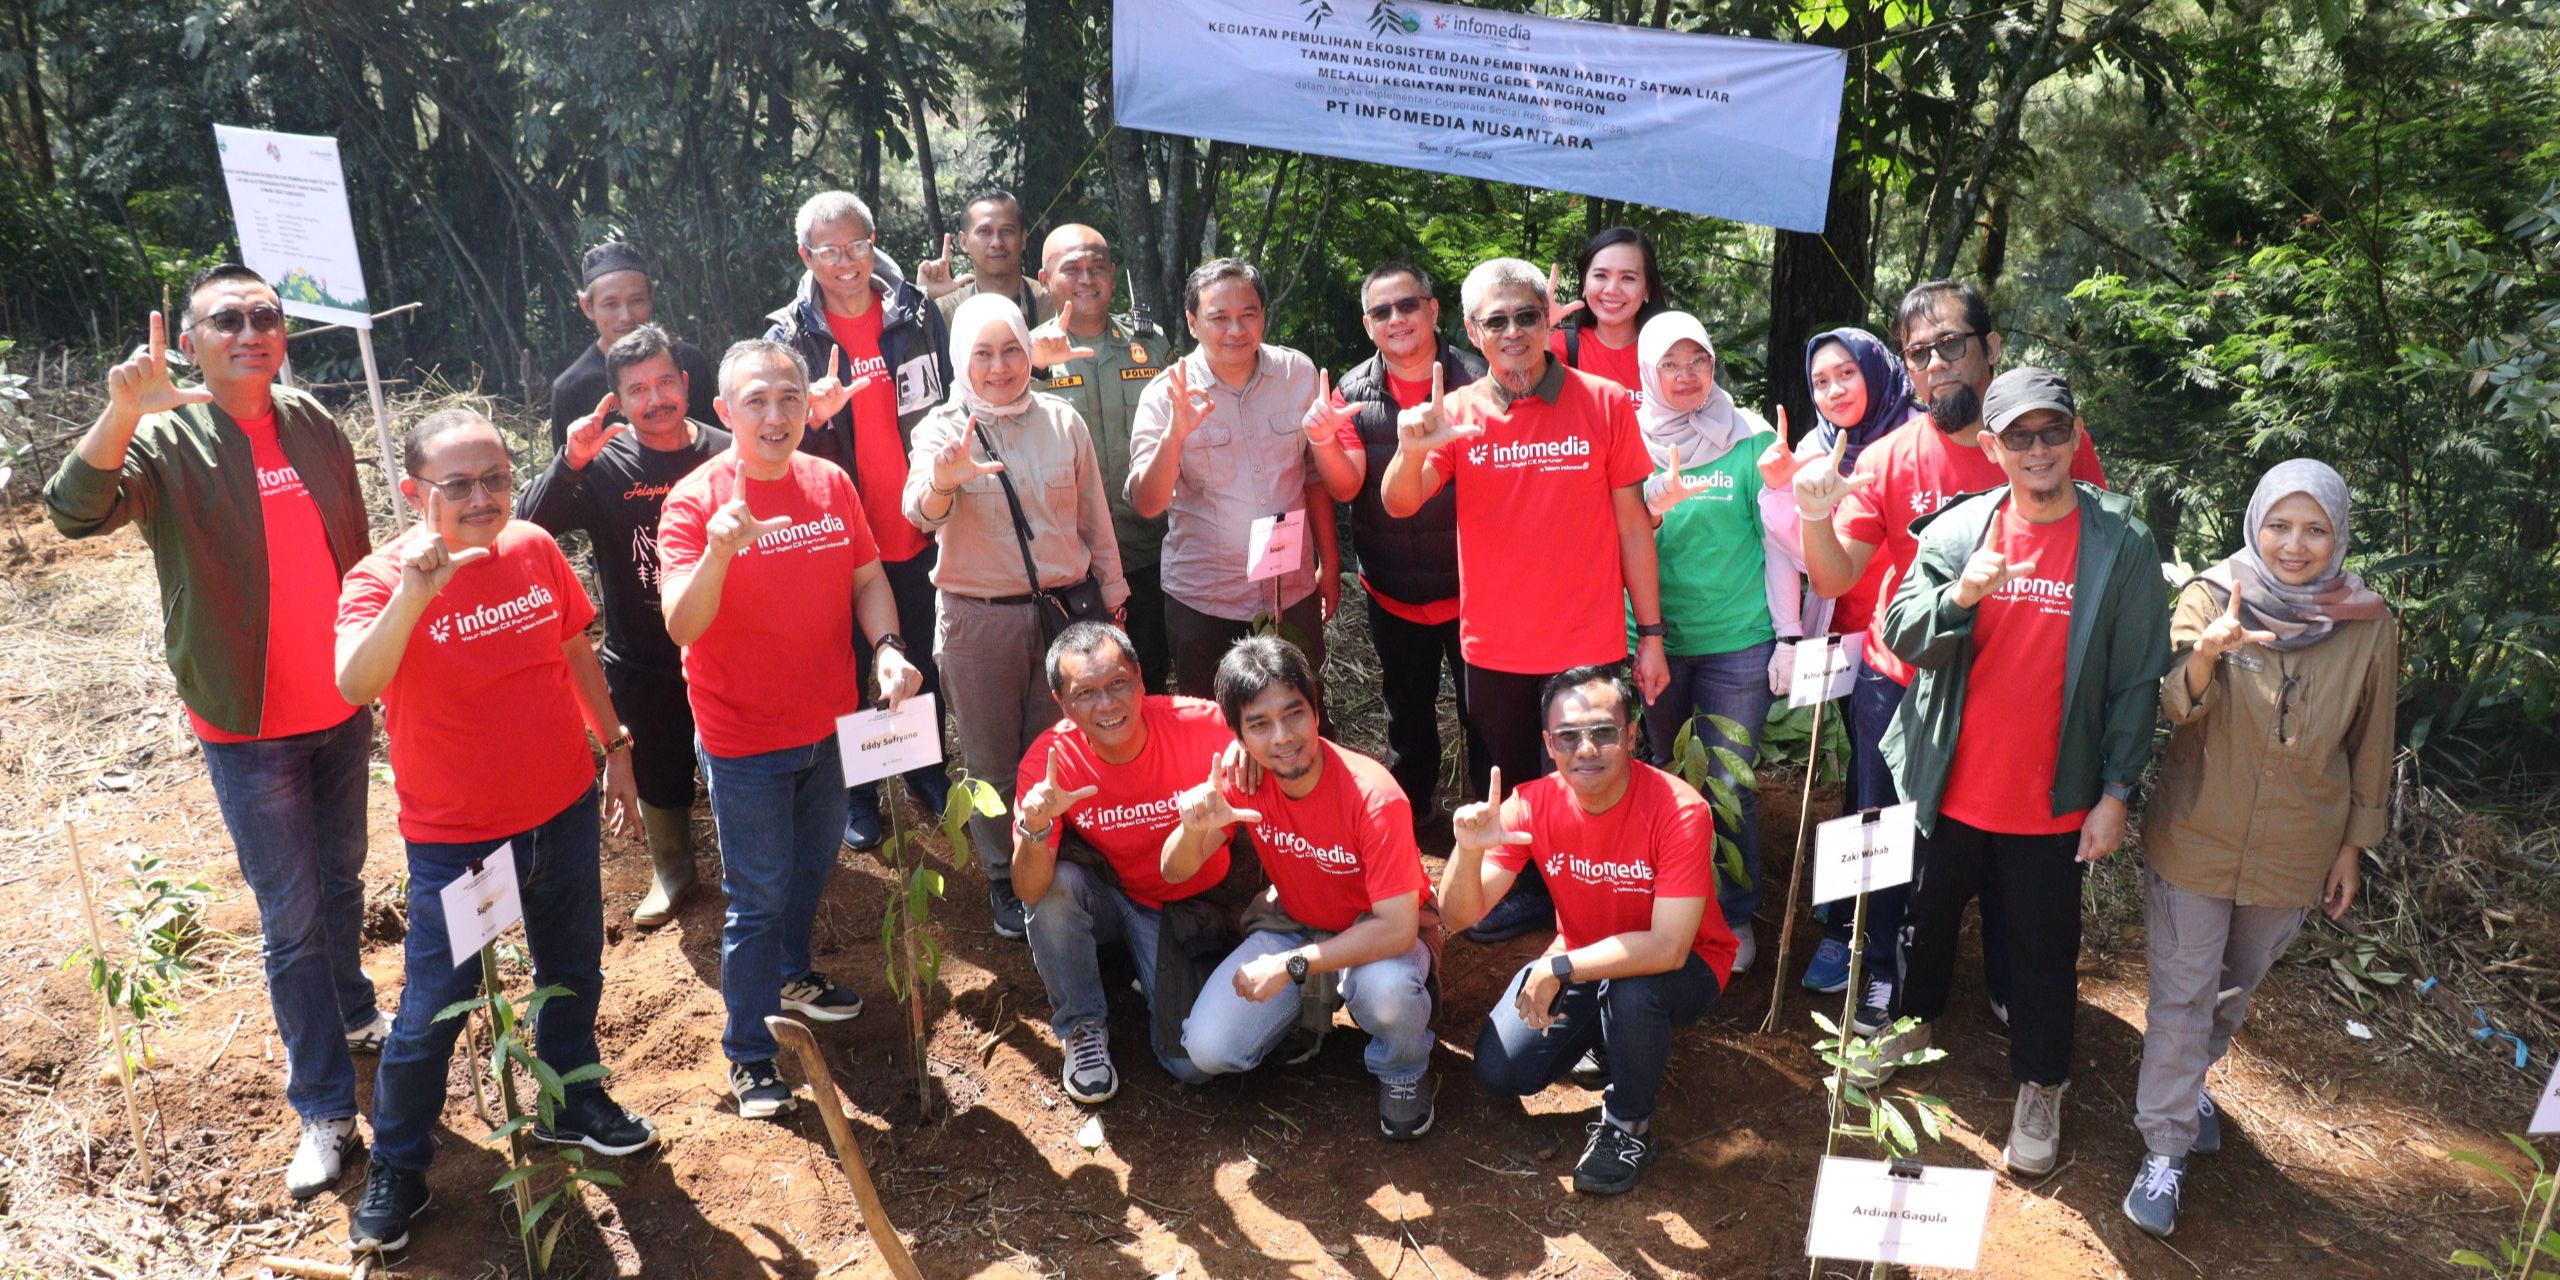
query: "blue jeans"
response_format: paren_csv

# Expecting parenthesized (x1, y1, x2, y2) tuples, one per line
(1473, 952, 1720, 1125)
(372, 787, 605, 1173)
(198, 709, 377, 1123)
(1183, 931, 1435, 1085)
(699, 734, 849, 1065)
(1644, 641, 1777, 928)
(1025, 861, 1204, 1083)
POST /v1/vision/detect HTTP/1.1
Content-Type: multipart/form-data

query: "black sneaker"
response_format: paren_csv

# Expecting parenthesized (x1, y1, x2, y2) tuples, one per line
(779, 972, 863, 1022)
(535, 1087, 659, 1157)
(730, 1058, 797, 1119)
(1568, 1044, 1611, 1089)
(348, 1161, 431, 1254)
(1850, 976, 1895, 1038)
(1573, 1118, 1656, 1196)
(1462, 876, 1555, 943)
(989, 878, 1028, 941)
(1379, 1077, 1434, 1141)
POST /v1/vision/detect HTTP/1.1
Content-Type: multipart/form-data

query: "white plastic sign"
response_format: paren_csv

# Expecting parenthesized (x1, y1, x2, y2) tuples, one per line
(1812, 802, 1916, 907)
(2529, 1054, 2560, 1134)
(438, 841, 526, 967)
(1247, 509, 1306, 582)
(212, 125, 374, 328)
(1806, 1156, 1996, 1271)
(1790, 633, 1856, 709)
(837, 692, 945, 788)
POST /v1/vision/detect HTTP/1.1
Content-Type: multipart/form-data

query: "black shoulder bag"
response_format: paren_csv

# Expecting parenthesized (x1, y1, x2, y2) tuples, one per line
(971, 416, 1111, 644)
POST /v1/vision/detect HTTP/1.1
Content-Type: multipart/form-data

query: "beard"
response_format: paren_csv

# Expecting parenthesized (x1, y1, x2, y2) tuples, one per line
(1927, 383, 1983, 433)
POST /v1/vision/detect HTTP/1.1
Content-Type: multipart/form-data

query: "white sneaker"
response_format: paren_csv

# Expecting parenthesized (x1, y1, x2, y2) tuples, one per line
(2005, 1080, 2068, 1176)
(287, 1116, 359, 1200)
(344, 1011, 393, 1055)
(1061, 1021, 1118, 1104)
(1727, 924, 1757, 976)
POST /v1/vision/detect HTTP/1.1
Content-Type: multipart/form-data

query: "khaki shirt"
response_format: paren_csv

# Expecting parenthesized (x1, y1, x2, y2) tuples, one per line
(934, 275, 1053, 328)
(1044, 316, 1172, 571)
(902, 394, 1127, 608)
(2145, 580, 2398, 908)
(1127, 345, 1323, 621)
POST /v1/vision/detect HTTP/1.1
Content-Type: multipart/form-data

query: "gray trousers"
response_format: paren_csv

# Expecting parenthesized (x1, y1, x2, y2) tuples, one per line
(934, 592, 1063, 880)
(2136, 868, 2307, 1157)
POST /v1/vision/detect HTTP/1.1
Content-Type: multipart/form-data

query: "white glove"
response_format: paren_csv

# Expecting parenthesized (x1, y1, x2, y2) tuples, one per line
(1767, 640, 1797, 698)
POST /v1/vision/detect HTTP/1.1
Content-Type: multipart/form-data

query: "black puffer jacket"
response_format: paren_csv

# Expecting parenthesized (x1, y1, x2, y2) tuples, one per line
(759, 254, 952, 481)
(1336, 337, 1485, 607)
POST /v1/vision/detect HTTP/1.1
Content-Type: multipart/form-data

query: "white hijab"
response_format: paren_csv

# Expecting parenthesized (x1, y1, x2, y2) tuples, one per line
(1635, 311, 1749, 467)
(947, 293, 1036, 419)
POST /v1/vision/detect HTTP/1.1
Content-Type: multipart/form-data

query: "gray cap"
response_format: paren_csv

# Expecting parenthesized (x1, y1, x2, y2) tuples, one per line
(1983, 366, 2076, 433)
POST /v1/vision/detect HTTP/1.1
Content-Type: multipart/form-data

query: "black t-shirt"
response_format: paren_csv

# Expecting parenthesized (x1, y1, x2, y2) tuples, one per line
(517, 421, 731, 676)
(548, 338, 723, 447)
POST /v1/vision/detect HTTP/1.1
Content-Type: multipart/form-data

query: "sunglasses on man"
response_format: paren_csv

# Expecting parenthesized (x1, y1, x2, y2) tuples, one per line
(1474, 306, 1545, 335)
(193, 304, 287, 337)
(1545, 724, 1626, 751)
(1993, 421, 2076, 452)
(1900, 330, 1979, 368)
(415, 469, 515, 502)
(1365, 295, 1429, 324)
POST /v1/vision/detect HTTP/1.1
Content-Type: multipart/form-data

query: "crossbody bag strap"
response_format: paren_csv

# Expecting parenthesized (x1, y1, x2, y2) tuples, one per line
(971, 418, 1046, 596)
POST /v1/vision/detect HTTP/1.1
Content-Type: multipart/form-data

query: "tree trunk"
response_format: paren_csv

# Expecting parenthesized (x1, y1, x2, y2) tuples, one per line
(13, 0, 52, 187)
(1765, 26, 1877, 445)
(1928, 0, 2065, 279)
(1019, 0, 1089, 227)
(865, 0, 944, 234)
(1103, 124, 1169, 324)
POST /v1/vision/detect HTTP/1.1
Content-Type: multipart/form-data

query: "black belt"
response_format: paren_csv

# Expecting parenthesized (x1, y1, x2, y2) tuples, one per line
(975, 591, 1044, 606)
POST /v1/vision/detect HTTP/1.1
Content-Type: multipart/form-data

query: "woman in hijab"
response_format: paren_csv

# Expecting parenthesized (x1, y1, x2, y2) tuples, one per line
(2122, 459, 2396, 1239)
(1630, 311, 1804, 975)
(902, 294, 1128, 937)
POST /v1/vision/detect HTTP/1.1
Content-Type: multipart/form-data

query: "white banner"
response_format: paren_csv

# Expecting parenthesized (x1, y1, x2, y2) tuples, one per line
(1113, 0, 1846, 232)
(212, 125, 375, 329)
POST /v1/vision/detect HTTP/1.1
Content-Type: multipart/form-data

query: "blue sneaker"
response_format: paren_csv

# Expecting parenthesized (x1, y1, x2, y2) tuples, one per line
(907, 769, 953, 821)
(1801, 936, 1853, 993)
(842, 787, 884, 852)
(2192, 1090, 2221, 1155)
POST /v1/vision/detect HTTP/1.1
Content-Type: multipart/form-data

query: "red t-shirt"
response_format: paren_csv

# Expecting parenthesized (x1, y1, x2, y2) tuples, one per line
(337, 521, 598, 843)
(821, 306, 930, 562)
(1490, 764, 1737, 981)
(1336, 372, 1460, 626)
(1836, 418, 2107, 683)
(1022, 696, 1235, 909)
(1427, 366, 1652, 674)
(194, 412, 357, 743)
(1939, 504, 2089, 836)
(1548, 327, 1642, 403)
(1222, 740, 1428, 933)
(659, 450, 882, 757)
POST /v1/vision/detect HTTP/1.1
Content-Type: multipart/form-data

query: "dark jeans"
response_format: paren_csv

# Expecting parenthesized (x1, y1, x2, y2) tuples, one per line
(1164, 591, 1326, 701)
(1643, 642, 1776, 927)
(1843, 656, 2009, 1004)
(699, 733, 848, 1064)
(1893, 814, 2083, 1086)
(198, 709, 379, 1123)
(1474, 952, 1721, 1124)
(372, 786, 605, 1172)
(605, 662, 698, 811)
(852, 547, 950, 809)
(1366, 594, 1486, 825)
(1123, 561, 1173, 695)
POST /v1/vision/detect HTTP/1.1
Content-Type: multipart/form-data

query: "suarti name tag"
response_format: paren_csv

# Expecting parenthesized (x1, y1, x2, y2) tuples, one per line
(1790, 633, 1857, 708)
(836, 692, 945, 788)
(438, 841, 526, 967)
(1812, 803, 1917, 906)
(1247, 509, 1306, 582)
(1806, 1156, 1996, 1271)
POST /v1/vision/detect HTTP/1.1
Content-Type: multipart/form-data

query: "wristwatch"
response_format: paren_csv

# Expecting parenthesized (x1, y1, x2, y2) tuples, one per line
(1635, 621, 1668, 640)
(601, 727, 634, 755)
(1548, 953, 1575, 981)
(874, 632, 908, 656)
(1014, 813, 1053, 843)
(1286, 952, 1311, 985)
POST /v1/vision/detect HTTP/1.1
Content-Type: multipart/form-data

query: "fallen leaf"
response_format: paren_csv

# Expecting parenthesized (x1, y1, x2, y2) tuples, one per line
(1076, 1113, 1104, 1150)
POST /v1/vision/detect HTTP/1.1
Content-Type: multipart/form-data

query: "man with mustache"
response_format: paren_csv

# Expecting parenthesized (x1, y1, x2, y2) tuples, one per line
(548, 242, 719, 448)
(923, 189, 1055, 327)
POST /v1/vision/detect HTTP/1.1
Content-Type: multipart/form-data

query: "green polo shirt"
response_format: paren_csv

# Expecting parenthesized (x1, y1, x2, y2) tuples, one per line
(1045, 315, 1172, 570)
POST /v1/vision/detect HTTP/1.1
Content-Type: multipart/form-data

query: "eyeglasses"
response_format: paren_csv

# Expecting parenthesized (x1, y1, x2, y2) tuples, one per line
(1654, 355, 1714, 379)
(1066, 676, 1137, 713)
(416, 469, 514, 502)
(1474, 306, 1545, 334)
(1544, 724, 1626, 751)
(1900, 331, 1979, 367)
(1993, 422, 2076, 451)
(1364, 296, 1429, 324)
(193, 304, 286, 336)
(805, 238, 875, 265)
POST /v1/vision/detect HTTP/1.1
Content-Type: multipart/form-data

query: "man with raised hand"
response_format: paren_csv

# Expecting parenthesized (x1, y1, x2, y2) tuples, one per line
(762, 190, 954, 855)
(549, 241, 719, 447)
(1443, 666, 1734, 1197)
(1127, 257, 1342, 698)
(658, 339, 923, 1120)
(1012, 622, 1242, 1101)
(1161, 638, 1439, 1140)
(1380, 256, 1669, 943)
(520, 322, 731, 928)
(1031, 224, 1176, 688)
(923, 189, 1055, 327)
(1865, 366, 2168, 1178)
(45, 267, 380, 1202)
(335, 408, 655, 1255)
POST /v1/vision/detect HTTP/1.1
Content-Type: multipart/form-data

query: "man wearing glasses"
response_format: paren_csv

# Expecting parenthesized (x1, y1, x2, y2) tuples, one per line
(1861, 367, 2168, 1178)
(46, 265, 383, 1202)
(1788, 279, 2109, 1039)
(1442, 666, 1735, 1197)
(547, 241, 719, 448)
(762, 192, 956, 863)
(1380, 257, 1671, 943)
(335, 407, 655, 1254)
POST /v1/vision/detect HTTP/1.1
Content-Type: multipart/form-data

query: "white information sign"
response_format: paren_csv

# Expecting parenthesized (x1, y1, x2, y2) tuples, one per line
(2528, 1054, 2560, 1135)
(1790, 633, 1856, 709)
(1114, 0, 1847, 232)
(837, 693, 946, 788)
(1812, 802, 1917, 907)
(212, 124, 374, 328)
(1247, 509, 1307, 582)
(438, 841, 526, 967)
(1806, 1156, 1997, 1271)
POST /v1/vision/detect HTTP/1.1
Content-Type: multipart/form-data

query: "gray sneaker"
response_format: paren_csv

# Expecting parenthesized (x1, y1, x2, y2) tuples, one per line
(2005, 1080, 2068, 1176)
(1379, 1076, 1434, 1141)
(1848, 1019, 1931, 1088)
(1061, 1021, 1119, 1105)
(2191, 1090, 2222, 1155)
(2121, 1153, 2184, 1236)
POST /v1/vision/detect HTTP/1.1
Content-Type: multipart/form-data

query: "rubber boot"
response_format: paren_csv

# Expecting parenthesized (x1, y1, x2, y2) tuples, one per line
(634, 802, 698, 929)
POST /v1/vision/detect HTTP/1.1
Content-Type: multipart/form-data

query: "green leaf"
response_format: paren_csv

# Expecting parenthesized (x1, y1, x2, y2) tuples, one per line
(578, 1168, 627, 1189)
(1701, 772, 1741, 817)
(559, 1063, 610, 1088)
(2448, 1249, 2499, 1270)
(1704, 713, 1750, 744)
(490, 1163, 544, 1193)
(2452, 1149, 2525, 1196)
(1876, 1098, 1916, 1154)
(488, 1114, 537, 1142)
(2507, 1132, 2547, 1174)
(1709, 745, 1757, 792)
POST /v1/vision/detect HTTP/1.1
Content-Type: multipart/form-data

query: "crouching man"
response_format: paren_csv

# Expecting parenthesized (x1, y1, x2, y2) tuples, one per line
(1161, 638, 1440, 1139)
(1441, 666, 1736, 1196)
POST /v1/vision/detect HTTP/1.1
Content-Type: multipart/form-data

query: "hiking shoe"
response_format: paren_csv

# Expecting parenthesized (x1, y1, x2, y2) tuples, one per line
(2192, 1090, 2222, 1155)
(989, 877, 1028, 941)
(779, 972, 863, 1022)
(348, 1160, 431, 1254)
(1850, 977, 1895, 1038)
(1572, 1118, 1656, 1195)
(2005, 1080, 2069, 1176)
(1569, 1044, 1611, 1089)
(1379, 1077, 1434, 1141)
(1462, 877, 1555, 943)
(1061, 1021, 1119, 1104)
(1801, 936, 1853, 993)
(1851, 1019, 1931, 1089)
(286, 1116, 358, 1201)
(1727, 923, 1757, 976)
(729, 1058, 796, 1119)
(842, 791, 884, 852)
(534, 1088, 658, 1157)
(344, 1011, 393, 1056)
(2122, 1153, 2185, 1237)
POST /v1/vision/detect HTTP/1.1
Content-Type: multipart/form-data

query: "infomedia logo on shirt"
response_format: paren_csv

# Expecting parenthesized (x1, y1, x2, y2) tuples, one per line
(1256, 826, 1361, 873)
(745, 513, 850, 556)
(1077, 795, 1180, 834)
(257, 463, 306, 499)
(1545, 849, 1656, 893)
(426, 582, 557, 645)
(1466, 435, 1592, 472)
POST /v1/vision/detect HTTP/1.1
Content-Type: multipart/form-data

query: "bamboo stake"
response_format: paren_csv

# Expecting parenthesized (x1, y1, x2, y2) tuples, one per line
(1762, 692, 1830, 1034)
(2519, 1153, 2560, 1280)
(768, 1016, 926, 1280)
(66, 821, 154, 1185)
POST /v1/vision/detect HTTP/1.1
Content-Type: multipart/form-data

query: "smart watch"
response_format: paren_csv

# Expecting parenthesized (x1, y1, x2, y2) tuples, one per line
(874, 632, 908, 656)
(1635, 622, 1668, 640)
(1548, 953, 1575, 981)
(1286, 952, 1312, 985)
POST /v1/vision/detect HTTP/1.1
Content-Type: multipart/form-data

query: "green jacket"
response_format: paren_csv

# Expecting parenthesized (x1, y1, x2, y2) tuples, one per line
(44, 388, 372, 737)
(1881, 482, 2170, 836)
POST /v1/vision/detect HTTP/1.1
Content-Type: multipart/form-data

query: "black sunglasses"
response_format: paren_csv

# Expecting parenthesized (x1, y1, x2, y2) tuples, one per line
(1365, 296, 1429, 324)
(1900, 330, 1979, 367)
(1475, 306, 1545, 334)
(1994, 422, 2076, 452)
(194, 304, 286, 336)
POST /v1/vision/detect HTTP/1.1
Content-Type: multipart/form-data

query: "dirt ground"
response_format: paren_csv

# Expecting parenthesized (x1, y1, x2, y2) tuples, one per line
(0, 508, 2542, 1280)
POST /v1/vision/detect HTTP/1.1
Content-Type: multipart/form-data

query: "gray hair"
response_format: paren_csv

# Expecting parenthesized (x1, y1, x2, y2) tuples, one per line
(795, 191, 875, 247)
(1460, 257, 1549, 319)
(1045, 621, 1139, 694)
(716, 338, 809, 399)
